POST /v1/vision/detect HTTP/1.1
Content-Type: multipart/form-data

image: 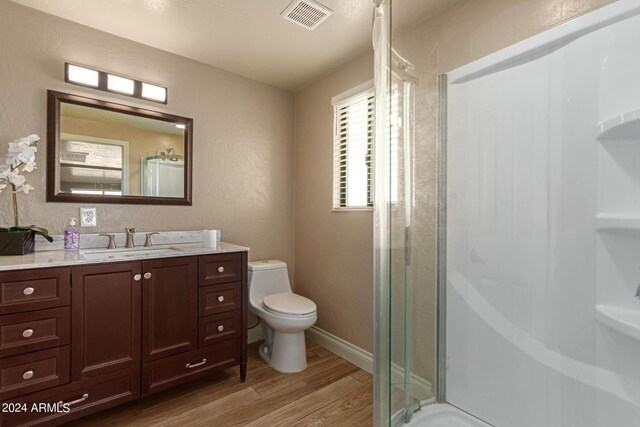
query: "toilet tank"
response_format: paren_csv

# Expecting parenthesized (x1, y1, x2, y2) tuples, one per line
(248, 260, 292, 305)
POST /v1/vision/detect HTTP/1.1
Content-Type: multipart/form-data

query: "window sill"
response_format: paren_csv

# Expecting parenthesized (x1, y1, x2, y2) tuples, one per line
(332, 207, 374, 212)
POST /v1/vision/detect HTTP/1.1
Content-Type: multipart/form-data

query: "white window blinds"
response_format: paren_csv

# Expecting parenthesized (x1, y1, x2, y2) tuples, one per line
(333, 88, 375, 209)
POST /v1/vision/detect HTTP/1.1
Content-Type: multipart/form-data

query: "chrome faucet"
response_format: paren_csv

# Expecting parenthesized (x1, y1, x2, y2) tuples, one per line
(125, 228, 136, 248)
(636, 282, 640, 299)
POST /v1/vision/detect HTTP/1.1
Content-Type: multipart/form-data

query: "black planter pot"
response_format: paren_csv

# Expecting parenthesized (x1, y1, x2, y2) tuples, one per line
(0, 231, 35, 255)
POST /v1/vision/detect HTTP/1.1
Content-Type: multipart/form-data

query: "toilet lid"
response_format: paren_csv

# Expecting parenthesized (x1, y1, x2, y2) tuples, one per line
(263, 292, 317, 316)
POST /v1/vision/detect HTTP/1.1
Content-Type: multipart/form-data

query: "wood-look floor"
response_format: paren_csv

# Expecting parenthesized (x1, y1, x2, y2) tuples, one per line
(67, 340, 373, 426)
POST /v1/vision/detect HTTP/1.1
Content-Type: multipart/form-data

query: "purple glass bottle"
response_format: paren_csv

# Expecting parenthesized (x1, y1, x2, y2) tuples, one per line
(64, 218, 80, 251)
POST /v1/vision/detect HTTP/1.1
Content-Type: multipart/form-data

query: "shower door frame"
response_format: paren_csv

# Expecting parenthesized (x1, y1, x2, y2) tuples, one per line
(435, 74, 448, 404)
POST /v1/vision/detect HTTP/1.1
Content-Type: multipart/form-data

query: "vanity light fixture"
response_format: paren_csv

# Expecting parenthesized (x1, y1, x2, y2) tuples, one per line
(142, 83, 167, 103)
(66, 64, 99, 87)
(107, 74, 135, 95)
(64, 63, 168, 104)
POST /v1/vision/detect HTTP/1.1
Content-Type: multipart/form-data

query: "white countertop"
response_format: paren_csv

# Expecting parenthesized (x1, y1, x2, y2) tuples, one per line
(0, 241, 249, 272)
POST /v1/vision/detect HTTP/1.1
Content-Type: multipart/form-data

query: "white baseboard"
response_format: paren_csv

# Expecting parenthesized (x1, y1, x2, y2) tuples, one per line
(305, 326, 433, 401)
(306, 326, 373, 372)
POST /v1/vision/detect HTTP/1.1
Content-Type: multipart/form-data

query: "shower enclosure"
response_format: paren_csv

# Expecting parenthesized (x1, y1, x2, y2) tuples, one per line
(140, 150, 185, 197)
(373, 0, 640, 425)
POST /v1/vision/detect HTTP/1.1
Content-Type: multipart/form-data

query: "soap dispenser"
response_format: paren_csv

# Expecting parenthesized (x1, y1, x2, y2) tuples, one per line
(64, 217, 80, 251)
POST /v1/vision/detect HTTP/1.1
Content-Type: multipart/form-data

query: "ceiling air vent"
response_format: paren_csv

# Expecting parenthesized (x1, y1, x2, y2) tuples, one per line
(281, 0, 333, 30)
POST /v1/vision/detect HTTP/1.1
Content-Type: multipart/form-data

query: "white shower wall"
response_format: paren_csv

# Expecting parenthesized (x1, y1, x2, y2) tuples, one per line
(446, 1, 640, 425)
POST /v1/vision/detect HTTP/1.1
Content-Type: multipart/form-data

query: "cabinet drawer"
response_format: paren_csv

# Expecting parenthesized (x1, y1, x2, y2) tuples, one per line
(0, 307, 70, 358)
(0, 346, 70, 401)
(0, 370, 138, 427)
(199, 311, 241, 347)
(0, 268, 70, 315)
(142, 337, 240, 396)
(199, 282, 240, 316)
(199, 253, 242, 285)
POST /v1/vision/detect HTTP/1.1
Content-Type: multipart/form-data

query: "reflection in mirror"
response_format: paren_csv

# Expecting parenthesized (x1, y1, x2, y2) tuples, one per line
(59, 135, 126, 195)
(141, 148, 184, 197)
(60, 104, 184, 197)
(47, 91, 192, 205)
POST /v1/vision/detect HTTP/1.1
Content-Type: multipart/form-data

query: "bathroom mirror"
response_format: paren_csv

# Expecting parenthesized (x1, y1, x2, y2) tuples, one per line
(46, 90, 192, 205)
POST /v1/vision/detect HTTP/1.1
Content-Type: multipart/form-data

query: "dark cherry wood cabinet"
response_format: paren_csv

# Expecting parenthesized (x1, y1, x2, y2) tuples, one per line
(0, 307, 70, 358)
(142, 257, 197, 362)
(71, 262, 141, 381)
(0, 268, 70, 315)
(0, 250, 248, 426)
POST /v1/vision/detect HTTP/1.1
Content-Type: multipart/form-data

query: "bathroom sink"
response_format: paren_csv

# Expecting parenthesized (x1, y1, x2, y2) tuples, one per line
(80, 246, 181, 260)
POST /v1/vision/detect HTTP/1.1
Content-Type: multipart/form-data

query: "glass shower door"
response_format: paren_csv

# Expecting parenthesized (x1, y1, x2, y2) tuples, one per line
(373, 1, 440, 425)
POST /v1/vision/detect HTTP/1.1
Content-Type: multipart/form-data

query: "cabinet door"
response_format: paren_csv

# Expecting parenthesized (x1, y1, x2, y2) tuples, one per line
(72, 262, 141, 381)
(142, 256, 197, 361)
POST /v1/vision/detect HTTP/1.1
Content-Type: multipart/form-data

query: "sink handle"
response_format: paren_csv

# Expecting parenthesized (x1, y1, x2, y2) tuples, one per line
(99, 234, 116, 249)
(635, 282, 640, 299)
(144, 232, 160, 247)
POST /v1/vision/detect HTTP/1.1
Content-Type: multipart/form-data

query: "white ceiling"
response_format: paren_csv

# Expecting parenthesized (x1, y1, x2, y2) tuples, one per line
(12, 0, 452, 91)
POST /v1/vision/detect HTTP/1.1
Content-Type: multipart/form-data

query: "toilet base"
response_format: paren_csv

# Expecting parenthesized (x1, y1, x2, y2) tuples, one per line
(270, 331, 307, 373)
(260, 321, 308, 373)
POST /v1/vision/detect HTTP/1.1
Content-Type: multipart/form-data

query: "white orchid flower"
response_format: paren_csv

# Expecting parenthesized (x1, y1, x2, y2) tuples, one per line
(18, 184, 34, 195)
(7, 170, 25, 187)
(18, 148, 36, 164)
(23, 161, 36, 172)
(2, 134, 40, 228)
(4, 134, 39, 171)
(6, 138, 37, 167)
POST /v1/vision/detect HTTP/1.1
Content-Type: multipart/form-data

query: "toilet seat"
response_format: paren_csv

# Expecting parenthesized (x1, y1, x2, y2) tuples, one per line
(263, 292, 316, 316)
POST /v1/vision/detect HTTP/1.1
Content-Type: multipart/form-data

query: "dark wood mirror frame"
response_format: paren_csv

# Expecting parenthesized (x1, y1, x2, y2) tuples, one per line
(46, 90, 193, 205)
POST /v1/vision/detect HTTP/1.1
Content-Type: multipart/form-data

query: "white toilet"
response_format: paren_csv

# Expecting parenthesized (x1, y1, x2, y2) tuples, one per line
(248, 260, 317, 373)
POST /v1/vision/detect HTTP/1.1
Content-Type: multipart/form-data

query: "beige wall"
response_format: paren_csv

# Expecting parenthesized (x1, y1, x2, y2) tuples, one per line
(0, 1, 295, 269)
(293, 0, 613, 368)
(295, 52, 375, 352)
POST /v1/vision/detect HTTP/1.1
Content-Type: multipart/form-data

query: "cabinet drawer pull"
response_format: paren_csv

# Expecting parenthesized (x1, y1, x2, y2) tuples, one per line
(23, 287, 35, 296)
(134, 274, 142, 281)
(22, 328, 34, 338)
(22, 370, 34, 380)
(217, 325, 224, 332)
(185, 358, 207, 369)
(217, 266, 224, 273)
(217, 295, 225, 302)
(58, 393, 89, 407)
(144, 272, 152, 279)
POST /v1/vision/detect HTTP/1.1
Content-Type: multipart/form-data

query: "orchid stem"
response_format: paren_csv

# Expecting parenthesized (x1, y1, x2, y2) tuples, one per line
(11, 185, 18, 227)
(9, 165, 18, 227)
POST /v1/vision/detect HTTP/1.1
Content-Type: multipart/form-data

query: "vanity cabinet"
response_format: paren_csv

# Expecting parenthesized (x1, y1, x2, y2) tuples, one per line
(0, 268, 71, 404)
(0, 250, 247, 427)
(142, 257, 198, 362)
(141, 253, 247, 396)
(71, 262, 142, 381)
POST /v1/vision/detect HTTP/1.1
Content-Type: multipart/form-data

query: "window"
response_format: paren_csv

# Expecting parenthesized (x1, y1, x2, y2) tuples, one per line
(333, 83, 375, 209)
(332, 81, 399, 210)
